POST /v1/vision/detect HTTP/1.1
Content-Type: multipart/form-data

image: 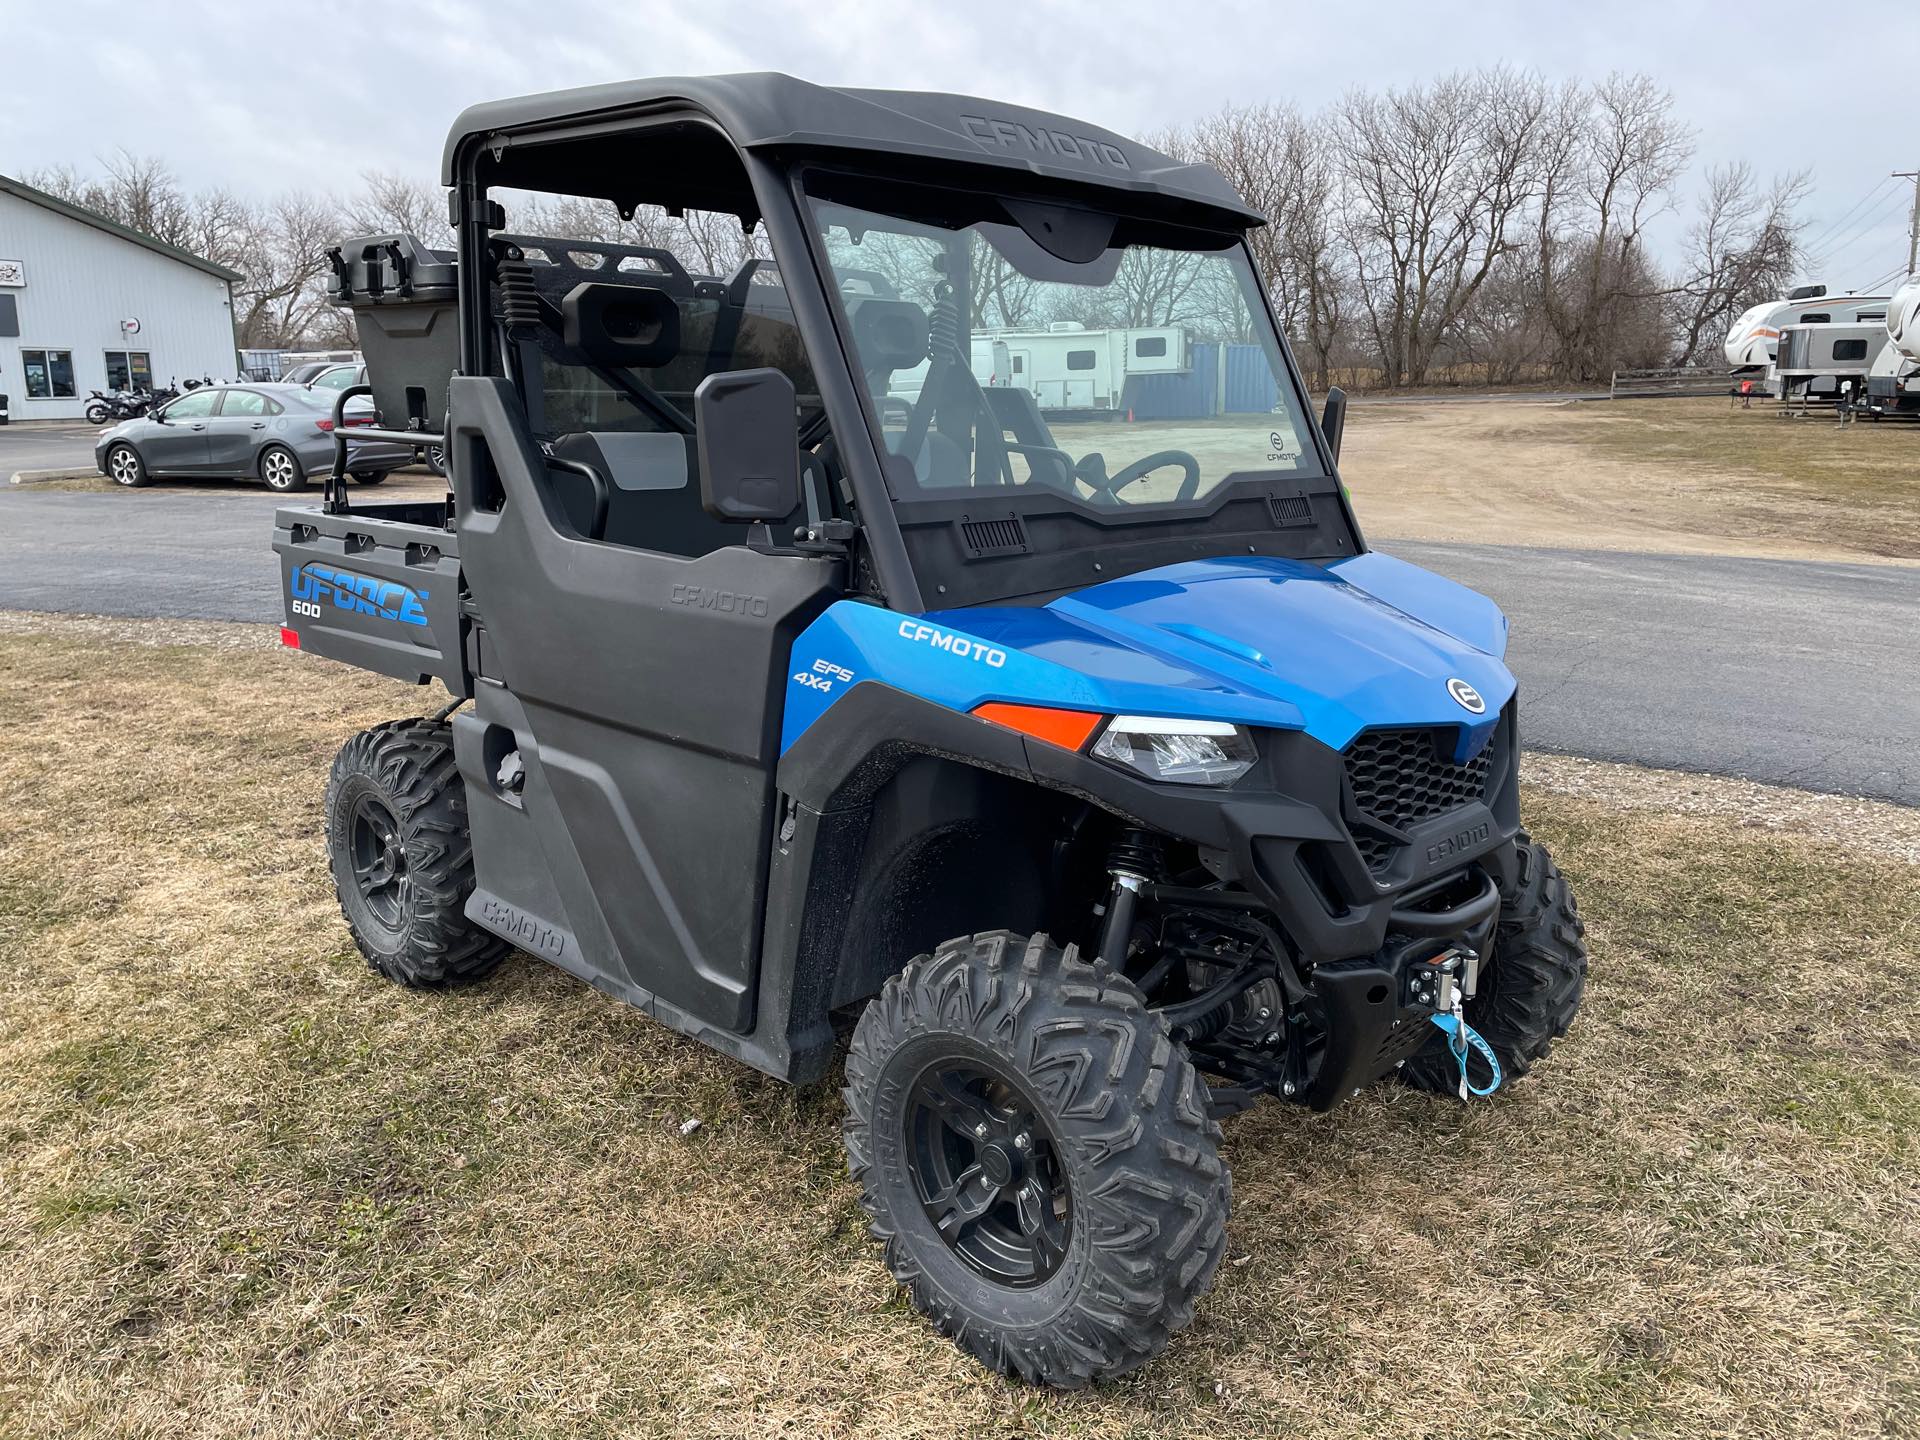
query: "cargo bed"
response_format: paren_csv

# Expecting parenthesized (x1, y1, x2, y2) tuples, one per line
(275, 500, 469, 694)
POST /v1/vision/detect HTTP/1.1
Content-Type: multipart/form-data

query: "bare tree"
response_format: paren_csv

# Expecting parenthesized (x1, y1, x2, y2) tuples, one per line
(1172, 103, 1346, 385)
(1667, 164, 1808, 366)
(1334, 68, 1552, 386)
(230, 193, 348, 349)
(343, 171, 451, 241)
(1533, 74, 1693, 380)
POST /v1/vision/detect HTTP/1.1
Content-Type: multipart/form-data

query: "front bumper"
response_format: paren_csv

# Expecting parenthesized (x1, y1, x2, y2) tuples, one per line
(781, 683, 1522, 966)
(1021, 703, 1521, 962)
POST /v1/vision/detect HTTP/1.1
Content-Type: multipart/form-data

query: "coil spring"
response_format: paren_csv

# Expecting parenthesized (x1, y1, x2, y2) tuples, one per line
(928, 289, 964, 364)
(1108, 828, 1164, 882)
(495, 246, 542, 330)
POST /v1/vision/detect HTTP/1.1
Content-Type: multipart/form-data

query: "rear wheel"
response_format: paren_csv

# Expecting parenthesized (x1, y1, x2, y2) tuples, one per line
(1402, 832, 1587, 1095)
(425, 444, 446, 476)
(260, 444, 306, 493)
(325, 718, 510, 988)
(843, 931, 1230, 1387)
(350, 470, 387, 485)
(106, 443, 148, 488)
(85, 401, 111, 425)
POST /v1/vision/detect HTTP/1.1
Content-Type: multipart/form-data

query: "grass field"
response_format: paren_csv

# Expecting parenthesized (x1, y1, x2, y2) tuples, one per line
(1339, 397, 1920, 564)
(2, 618, 1915, 1439)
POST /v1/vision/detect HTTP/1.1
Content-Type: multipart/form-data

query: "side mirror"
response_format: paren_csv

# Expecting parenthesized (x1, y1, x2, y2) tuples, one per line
(1319, 386, 1347, 465)
(695, 368, 800, 522)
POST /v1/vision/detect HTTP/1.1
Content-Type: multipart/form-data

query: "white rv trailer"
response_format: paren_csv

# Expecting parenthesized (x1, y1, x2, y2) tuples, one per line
(1861, 273, 1920, 417)
(884, 337, 1012, 405)
(1724, 283, 1891, 380)
(982, 322, 1188, 413)
(1773, 318, 1890, 402)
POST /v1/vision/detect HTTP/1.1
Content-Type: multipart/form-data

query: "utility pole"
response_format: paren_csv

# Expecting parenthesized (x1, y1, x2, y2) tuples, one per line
(1899, 169, 1920, 276)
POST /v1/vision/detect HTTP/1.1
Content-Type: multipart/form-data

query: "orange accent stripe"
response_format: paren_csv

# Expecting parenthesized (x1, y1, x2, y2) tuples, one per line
(971, 702, 1103, 751)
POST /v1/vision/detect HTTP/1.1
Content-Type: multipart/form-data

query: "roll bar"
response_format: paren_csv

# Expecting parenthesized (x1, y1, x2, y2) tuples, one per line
(323, 382, 611, 541)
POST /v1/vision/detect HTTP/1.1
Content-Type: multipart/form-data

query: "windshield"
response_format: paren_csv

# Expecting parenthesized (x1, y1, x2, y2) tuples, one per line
(806, 181, 1323, 515)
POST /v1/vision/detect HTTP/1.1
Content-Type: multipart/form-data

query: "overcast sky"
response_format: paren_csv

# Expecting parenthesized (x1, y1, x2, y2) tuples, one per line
(4, 0, 1915, 294)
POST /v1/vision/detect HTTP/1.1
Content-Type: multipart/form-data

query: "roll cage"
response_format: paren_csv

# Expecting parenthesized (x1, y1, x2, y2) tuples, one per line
(443, 72, 1364, 611)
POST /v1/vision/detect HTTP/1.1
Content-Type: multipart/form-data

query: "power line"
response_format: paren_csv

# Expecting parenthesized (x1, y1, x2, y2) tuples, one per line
(1805, 190, 1910, 273)
(1858, 263, 1907, 295)
(1800, 176, 1898, 254)
(1897, 169, 1920, 276)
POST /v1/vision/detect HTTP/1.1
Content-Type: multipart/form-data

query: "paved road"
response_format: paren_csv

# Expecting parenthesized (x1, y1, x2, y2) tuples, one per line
(1389, 542, 1918, 805)
(0, 485, 1914, 804)
(1, 421, 102, 477)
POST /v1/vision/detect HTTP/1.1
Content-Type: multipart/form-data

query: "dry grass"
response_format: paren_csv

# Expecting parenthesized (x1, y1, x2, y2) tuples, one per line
(1341, 397, 1920, 565)
(1, 619, 1916, 1439)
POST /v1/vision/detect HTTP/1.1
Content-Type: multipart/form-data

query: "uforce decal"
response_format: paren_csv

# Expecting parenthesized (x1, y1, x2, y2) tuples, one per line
(1425, 821, 1492, 864)
(670, 583, 769, 617)
(289, 562, 429, 626)
(960, 114, 1130, 170)
(898, 619, 1007, 667)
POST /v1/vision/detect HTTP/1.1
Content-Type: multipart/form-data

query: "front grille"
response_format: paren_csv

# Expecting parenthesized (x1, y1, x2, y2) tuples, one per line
(1342, 726, 1494, 870)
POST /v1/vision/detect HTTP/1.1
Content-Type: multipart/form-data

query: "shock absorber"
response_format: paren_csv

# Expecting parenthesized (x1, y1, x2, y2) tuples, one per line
(1095, 829, 1163, 970)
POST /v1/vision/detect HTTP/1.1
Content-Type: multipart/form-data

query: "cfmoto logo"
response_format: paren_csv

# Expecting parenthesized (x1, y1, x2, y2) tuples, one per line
(1447, 678, 1487, 714)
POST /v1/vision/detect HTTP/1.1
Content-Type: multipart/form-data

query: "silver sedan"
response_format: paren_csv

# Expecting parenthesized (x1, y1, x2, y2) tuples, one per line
(93, 383, 416, 492)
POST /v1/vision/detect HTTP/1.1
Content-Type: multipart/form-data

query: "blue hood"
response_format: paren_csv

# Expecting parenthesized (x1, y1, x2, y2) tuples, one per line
(780, 551, 1514, 755)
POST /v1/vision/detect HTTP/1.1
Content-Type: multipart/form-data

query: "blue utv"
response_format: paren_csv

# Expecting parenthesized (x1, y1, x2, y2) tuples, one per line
(277, 73, 1587, 1387)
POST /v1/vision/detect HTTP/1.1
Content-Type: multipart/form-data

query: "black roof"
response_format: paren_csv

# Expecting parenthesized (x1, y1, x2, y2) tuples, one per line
(441, 72, 1262, 229)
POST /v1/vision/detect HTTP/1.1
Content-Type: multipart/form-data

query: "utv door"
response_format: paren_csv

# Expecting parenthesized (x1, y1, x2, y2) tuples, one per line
(445, 376, 835, 1035)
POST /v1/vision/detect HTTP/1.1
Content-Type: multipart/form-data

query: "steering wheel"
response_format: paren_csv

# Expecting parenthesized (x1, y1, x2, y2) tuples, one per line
(1077, 450, 1203, 504)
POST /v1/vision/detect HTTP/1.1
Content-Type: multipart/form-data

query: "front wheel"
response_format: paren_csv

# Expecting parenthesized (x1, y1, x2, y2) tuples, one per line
(843, 932, 1230, 1388)
(85, 402, 111, 425)
(1402, 831, 1587, 1096)
(325, 718, 511, 988)
(106, 443, 149, 488)
(425, 444, 446, 476)
(350, 471, 387, 486)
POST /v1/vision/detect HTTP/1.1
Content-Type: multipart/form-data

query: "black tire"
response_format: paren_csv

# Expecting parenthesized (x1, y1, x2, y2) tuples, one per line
(324, 718, 511, 989)
(85, 402, 111, 426)
(350, 471, 387, 486)
(260, 444, 307, 493)
(425, 444, 446, 477)
(844, 931, 1230, 1388)
(106, 443, 149, 488)
(1403, 831, 1587, 1095)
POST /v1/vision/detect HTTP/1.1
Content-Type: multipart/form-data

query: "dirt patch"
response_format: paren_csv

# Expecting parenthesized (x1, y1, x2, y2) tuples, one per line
(1, 616, 1916, 1438)
(1339, 398, 1920, 564)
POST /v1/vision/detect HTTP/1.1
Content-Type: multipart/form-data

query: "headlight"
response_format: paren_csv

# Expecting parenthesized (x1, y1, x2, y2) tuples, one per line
(1090, 716, 1257, 786)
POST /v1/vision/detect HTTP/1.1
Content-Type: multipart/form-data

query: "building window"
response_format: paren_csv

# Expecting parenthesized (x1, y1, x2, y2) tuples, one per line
(1798, 313, 1830, 324)
(1066, 349, 1096, 371)
(1134, 336, 1167, 358)
(1011, 355, 1024, 373)
(1833, 339, 1868, 362)
(104, 350, 154, 392)
(22, 349, 76, 399)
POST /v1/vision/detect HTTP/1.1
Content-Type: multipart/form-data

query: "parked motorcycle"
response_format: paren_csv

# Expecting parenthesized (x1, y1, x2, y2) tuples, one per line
(84, 389, 150, 425)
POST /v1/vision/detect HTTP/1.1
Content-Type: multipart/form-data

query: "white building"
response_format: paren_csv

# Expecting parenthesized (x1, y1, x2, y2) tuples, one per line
(0, 173, 240, 422)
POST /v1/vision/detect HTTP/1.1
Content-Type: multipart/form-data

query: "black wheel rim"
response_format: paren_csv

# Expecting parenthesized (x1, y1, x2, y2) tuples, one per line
(348, 794, 408, 930)
(903, 1060, 1072, 1288)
